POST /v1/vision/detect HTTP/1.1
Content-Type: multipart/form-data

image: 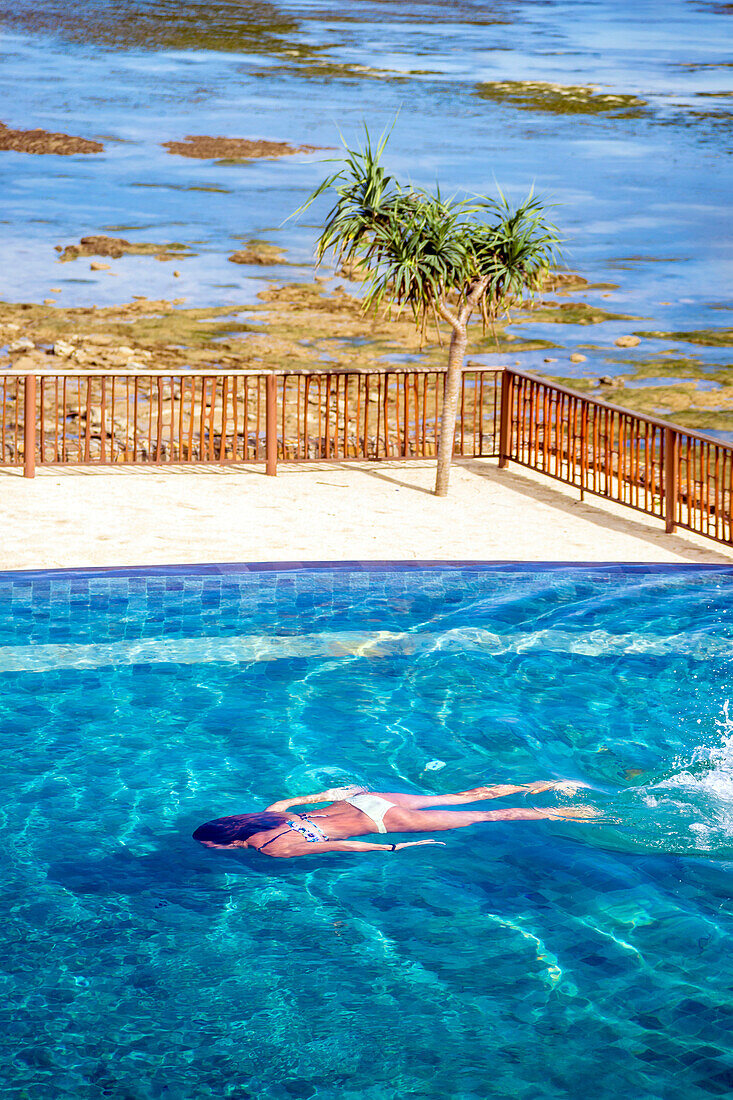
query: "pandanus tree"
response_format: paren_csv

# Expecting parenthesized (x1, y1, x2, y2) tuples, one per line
(296, 130, 561, 495)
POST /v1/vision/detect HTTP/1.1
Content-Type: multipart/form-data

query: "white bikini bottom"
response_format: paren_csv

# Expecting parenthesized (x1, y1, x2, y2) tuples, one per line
(345, 793, 396, 834)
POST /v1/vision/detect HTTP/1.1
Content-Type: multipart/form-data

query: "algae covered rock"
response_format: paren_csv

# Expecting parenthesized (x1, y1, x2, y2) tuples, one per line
(228, 241, 286, 265)
(56, 236, 194, 263)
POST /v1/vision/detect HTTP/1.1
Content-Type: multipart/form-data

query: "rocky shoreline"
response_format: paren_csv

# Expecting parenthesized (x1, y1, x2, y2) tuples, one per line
(0, 262, 730, 435)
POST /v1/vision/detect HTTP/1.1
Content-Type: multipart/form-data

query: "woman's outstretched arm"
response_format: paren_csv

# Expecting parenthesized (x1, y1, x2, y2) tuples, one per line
(263, 839, 445, 859)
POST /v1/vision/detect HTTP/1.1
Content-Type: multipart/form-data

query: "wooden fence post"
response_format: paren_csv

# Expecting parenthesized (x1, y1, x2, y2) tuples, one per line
(665, 425, 677, 533)
(265, 373, 277, 476)
(498, 369, 514, 468)
(23, 374, 36, 479)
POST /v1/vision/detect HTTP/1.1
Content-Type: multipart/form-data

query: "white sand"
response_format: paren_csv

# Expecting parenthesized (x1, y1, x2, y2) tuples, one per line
(1, 458, 731, 570)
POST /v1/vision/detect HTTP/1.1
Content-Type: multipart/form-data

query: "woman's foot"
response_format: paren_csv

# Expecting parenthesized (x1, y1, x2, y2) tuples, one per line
(546, 806, 599, 820)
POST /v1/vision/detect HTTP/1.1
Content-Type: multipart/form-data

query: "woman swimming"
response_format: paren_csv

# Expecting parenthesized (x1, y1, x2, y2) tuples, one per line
(193, 781, 595, 859)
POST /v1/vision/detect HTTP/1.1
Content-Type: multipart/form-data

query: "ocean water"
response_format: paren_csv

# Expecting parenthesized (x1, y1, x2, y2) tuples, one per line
(1, 562, 733, 1099)
(0, 0, 731, 379)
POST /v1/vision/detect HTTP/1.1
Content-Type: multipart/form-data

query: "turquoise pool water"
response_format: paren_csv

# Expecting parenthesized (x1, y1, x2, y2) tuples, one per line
(2, 563, 733, 1099)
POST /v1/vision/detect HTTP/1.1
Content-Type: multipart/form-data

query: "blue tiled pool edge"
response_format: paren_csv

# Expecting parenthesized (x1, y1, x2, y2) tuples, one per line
(3, 559, 733, 583)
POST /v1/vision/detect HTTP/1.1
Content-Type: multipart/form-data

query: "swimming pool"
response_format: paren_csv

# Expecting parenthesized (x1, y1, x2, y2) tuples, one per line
(2, 562, 732, 1100)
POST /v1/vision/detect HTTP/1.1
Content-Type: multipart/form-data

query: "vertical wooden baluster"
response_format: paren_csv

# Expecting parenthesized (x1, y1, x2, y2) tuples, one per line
(38, 377, 45, 465)
(187, 377, 196, 462)
(392, 373, 401, 458)
(166, 375, 173, 462)
(219, 376, 228, 463)
(726, 451, 730, 545)
(206, 377, 215, 461)
(84, 377, 92, 462)
(664, 426, 678, 533)
(99, 377, 106, 464)
(323, 374, 330, 459)
(714, 446, 721, 539)
(145, 377, 153, 460)
(302, 375, 309, 459)
(383, 373, 391, 457)
(197, 378, 206, 462)
(132, 377, 139, 461)
(14, 378, 19, 465)
(629, 418, 638, 508)
(176, 376, 184, 461)
(592, 405, 598, 495)
(23, 374, 36, 477)
(265, 373, 277, 475)
(154, 377, 163, 462)
(123, 377, 130, 461)
(241, 378, 249, 461)
(579, 400, 588, 498)
(110, 377, 117, 463)
(364, 375, 371, 458)
(61, 378, 68, 463)
(53, 378, 60, 463)
(1, 378, 6, 462)
(230, 376, 238, 462)
(421, 373, 428, 456)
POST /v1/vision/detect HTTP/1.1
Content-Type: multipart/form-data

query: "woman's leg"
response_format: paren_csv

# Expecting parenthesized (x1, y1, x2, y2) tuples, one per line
(375, 784, 548, 810)
(384, 805, 594, 832)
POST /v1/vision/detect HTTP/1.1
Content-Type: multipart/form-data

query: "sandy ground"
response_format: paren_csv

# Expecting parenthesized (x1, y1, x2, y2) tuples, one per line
(1, 458, 731, 571)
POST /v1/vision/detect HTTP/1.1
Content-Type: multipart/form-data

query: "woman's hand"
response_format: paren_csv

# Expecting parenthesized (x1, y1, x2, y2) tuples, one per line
(394, 839, 447, 850)
(324, 784, 368, 801)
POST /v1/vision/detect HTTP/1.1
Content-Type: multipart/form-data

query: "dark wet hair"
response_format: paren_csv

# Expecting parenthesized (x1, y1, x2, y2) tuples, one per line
(192, 811, 289, 846)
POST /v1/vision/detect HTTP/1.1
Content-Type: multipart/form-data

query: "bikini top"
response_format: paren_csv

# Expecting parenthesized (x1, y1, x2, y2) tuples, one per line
(256, 813, 329, 851)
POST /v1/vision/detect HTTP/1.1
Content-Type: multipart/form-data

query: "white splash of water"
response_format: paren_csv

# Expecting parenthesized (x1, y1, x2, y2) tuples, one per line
(645, 700, 733, 848)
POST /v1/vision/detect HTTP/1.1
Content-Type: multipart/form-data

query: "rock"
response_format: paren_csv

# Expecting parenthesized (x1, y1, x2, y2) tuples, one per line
(8, 337, 35, 353)
(107, 345, 141, 365)
(11, 351, 46, 371)
(71, 349, 91, 365)
(0, 122, 103, 156)
(569, 352, 587, 363)
(599, 376, 615, 386)
(173, 270, 181, 277)
(338, 257, 367, 280)
(53, 340, 75, 358)
(90, 261, 111, 271)
(504, 333, 516, 342)
(43, 298, 56, 305)
(615, 334, 640, 347)
(228, 241, 285, 266)
(82, 334, 115, 347)
(3, 323, 20, 335)
(543, 357, 557, 363)
(162, 135, 323, 160)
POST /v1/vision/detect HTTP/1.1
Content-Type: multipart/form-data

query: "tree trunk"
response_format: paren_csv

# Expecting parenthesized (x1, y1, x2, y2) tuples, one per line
(434, 323, 467, 496)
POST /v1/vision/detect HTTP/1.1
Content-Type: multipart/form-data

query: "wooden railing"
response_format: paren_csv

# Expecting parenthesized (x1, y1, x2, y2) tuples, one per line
(499, 370, 733, 546)
(0, 367, 502, 475)
(3, 365, 732, 546)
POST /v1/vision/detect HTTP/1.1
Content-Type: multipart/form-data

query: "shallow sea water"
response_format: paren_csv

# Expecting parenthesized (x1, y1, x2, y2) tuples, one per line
(1, 562, 733, 1099)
